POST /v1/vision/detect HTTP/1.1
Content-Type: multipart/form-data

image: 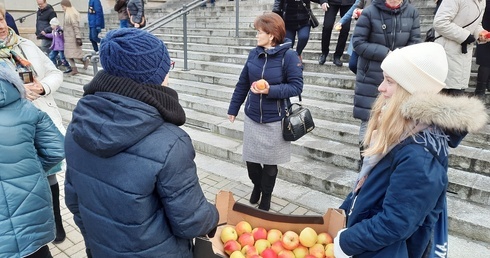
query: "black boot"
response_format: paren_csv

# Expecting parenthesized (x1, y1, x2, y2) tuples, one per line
(258, 165, 278, 211)
(50, 183, 66, 244)
(246, 162, 262, 204)
(474, 81, 486, 100)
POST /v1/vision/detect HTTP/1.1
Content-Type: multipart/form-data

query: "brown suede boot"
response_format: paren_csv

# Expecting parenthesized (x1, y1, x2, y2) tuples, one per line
(70, 66, 79, 76)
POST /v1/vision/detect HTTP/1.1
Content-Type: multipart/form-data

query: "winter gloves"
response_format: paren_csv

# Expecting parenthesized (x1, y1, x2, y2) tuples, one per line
(461, 34, 476, 54)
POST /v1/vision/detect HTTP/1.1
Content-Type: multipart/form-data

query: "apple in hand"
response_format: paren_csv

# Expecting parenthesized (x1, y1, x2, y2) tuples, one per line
(224, 240, 242, 256)
(308, 243, 325, 258)
(221, 226, 238, 243)
(238, 232, 255, 247)
(252, 227, 268, 241)
(299, 227, 318, 248)
(255, 239, 271, 254)
(255, 79, 267, 90)
(267, 229, 283, 244)
(292, 245, 309, 258)
(281, 231, 300, 250)
(316, 232, 333, 245)
(235, 220, 253, 236)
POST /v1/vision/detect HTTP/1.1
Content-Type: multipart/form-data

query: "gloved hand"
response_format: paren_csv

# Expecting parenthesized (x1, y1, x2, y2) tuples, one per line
(76, 38, 83, 46)
(461, 34, 476, 54)
(96, 27, 101, 34)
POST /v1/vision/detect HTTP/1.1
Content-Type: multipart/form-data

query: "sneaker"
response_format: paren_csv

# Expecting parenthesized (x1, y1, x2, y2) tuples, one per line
(63, 68, 72, 74)
(318, 54, 327, 65)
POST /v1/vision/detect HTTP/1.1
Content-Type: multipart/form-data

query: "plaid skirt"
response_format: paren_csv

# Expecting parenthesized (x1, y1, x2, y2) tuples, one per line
(242, 115, 291, 165)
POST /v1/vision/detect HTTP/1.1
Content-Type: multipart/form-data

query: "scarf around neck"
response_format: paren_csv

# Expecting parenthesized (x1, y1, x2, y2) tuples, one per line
(83, 70, 186, 126)
(0, 28, 36, 75)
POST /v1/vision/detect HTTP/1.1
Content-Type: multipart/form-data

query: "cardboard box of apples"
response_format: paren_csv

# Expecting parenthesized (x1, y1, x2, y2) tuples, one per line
(193, 190, 346, 258)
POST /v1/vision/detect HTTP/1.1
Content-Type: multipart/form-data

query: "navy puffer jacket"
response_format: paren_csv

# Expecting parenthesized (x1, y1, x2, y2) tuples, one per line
(352, 0, 420, 121)
(228, 40, 303, 123)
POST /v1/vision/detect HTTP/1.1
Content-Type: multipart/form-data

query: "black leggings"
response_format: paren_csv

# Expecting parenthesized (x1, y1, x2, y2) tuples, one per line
(25, 245, 52, 258)
(477, 65, 490, 88)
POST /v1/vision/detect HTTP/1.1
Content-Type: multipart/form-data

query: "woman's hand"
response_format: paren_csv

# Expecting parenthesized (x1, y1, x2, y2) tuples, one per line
(228, 115, 236, 123)
(250, 80, 270, 94)
(321, 3, 330, 12)
(24, 79, 45, 101)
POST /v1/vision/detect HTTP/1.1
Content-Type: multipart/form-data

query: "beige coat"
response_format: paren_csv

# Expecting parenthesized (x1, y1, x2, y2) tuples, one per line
(433, 0, 486, 89)
(63, 16, 84, 59)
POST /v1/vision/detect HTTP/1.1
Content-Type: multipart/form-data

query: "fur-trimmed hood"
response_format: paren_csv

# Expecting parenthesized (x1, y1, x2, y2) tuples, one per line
(402, 93, 488, 133)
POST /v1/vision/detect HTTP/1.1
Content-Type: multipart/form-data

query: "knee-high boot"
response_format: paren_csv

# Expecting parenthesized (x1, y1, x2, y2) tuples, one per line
(246, 162, 262, 204)
(258, 165, 278, 211)
(50, 183, 66, 243)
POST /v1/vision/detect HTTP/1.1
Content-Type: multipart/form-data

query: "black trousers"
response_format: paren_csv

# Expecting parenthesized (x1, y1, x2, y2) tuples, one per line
(25, 245, 52, 258)
(321, 4, 353, 58)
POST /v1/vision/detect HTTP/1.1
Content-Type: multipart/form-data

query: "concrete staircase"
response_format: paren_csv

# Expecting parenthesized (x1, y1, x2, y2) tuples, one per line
(53, 0, 490, 246)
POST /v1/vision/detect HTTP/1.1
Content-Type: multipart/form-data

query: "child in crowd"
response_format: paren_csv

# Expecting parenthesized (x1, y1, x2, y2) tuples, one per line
(42, 17, 72, 73)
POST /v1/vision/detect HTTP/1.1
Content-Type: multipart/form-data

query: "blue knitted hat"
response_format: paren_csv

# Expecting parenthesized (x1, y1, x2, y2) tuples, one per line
(100, 28, 171, 85)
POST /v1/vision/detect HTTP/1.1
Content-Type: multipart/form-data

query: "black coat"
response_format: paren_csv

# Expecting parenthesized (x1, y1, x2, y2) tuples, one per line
(352, 0, 420, 121)
(476, 0, 490, 67)
(35, 4, 57, 39)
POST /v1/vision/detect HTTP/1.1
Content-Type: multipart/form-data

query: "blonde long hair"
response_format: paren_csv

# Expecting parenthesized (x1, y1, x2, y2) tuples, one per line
(63, 5, 80, 25)
(362, 85, 415, 156)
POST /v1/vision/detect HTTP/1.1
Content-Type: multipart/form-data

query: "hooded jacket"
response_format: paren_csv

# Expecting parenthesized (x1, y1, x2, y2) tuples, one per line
(0, 69, 65, 258)
(434, 0, 486, 89)
(64, 71, 219, 258)
(227, 40, 303, 123)
(352, 0, 420, 121)
(338, 94, 488, 258)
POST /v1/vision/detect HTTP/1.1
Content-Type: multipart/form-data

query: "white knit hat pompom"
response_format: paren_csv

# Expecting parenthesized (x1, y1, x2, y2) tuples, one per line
(381, 42, 448, 94)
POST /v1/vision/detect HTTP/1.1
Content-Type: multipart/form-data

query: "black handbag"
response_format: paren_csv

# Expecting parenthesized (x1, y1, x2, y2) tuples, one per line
(425, 27, 439, 42)
(282, 100, 315, 141)
(300, 0, 319, 28)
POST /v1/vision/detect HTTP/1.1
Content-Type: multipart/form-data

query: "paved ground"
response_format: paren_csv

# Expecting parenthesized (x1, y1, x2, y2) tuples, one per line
(49, 152, 490, 257)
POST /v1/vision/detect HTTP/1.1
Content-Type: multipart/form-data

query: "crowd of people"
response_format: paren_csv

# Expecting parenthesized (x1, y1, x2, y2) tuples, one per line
(1, 0, 489, 257)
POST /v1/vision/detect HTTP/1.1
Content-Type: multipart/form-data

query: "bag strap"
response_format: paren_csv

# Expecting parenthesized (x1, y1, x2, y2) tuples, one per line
(299, 0, 313, 19)
(433, 3, 481, 40)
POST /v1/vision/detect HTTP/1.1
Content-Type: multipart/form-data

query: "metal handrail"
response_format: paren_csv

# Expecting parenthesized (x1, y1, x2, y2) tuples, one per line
(15, 2, 61, 23)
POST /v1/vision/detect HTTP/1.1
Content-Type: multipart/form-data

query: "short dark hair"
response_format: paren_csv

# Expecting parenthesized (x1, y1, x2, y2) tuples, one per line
(253, 12, 285, 46)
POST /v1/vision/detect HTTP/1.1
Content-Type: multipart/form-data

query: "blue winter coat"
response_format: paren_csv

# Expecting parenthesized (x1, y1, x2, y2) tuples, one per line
(336, 93, 489, 258)
(0, 77, 65, 258)
(352, 0, 420, 121)
(65, 72, 219, 258)
(88, 0, 105, 29)
(227, 40, 303, 123)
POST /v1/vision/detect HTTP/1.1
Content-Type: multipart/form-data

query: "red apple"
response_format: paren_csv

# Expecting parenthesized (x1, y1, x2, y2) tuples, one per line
(241, 245, 258, 257)
(271, 241, 285, 254)
(281, 231, 300, 251)
(236, 221, 253, 236)
(304, 255, 317, 258)
(261, 248, 278, 258)
(221, 226, 238, 243)
(252, 227, 268, 241)
(308, 243, 325, 258)
(292, 245, 309, 258)
(267, 229, 283, 244)
(224, 240, 242, 255)
(316, 232, 333, 245)
(299, 227, 318, 248)
(255, 239, 271, 254)
(238, 232, 255, 247)
(277, 250, 295, 258)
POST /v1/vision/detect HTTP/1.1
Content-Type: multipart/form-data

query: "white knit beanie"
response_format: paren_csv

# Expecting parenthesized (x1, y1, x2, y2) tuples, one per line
(50, 17, 60, 26)
(381, 42, 448, 94)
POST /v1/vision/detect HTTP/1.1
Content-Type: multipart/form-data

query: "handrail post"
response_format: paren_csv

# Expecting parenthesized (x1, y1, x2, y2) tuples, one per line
(235, 0, 239, 37)
(182, 5, 189, 71)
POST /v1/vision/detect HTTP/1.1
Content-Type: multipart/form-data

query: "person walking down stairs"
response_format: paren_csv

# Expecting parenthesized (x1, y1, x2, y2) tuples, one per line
(227, 13, 303, 211)
(61, 0, 89, 76)
(127, 0, 146, 28)
(88, 0, 104, 52)
(42, 17, 72, 74)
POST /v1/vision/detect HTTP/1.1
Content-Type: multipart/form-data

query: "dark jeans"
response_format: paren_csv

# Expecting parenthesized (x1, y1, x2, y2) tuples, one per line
(321, 4, 353, 58)
(119, 19, 129, 28)
(286, 24, 311, 56)
(48, 50, 69, 67)
(89, 27, 101, 52)
(25, 245, 52, 258)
